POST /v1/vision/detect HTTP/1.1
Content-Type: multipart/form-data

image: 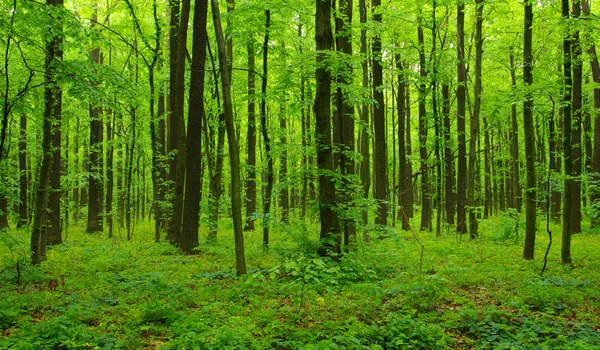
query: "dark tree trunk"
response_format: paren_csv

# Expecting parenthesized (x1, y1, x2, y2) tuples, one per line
(417, 13, 431, 232)
(106, 111, 114, 238)
(47, 71, 62, 246)
(17, 114, 27, 228)
(509, 54, 522, 211)
(335, 0, 356, 244)
(244, 43, 257, 230)
(279, 108, 289, 222)
(562, 0, 573, 264)
(522, 0, 537, 260)
(358, 0, 371, 241)
(211, 0, 247, 274)
(571, 0, 582, 234)
(469, 0, 483, 238)
(456, 2, 468, 234)
(32, 0, 63, 264)
(397, 58, 411, 231)
(584, 0, 600, 226)
(167, 0, 190, 243)
(372, 0, 387, 226)
(181, 0, 208, 254)
(549, 99, 562, 224)
(315, 0, 340, 256)
(259, 11, 274, 248)
(86, 44, 103, 234)
(442, 84, 455, 225)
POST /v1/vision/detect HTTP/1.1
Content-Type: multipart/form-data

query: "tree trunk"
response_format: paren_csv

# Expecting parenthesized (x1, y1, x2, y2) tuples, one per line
(211, 0, 247, 274)
(17, 114, 27, 228)
(86, 40, 103, 234)
(315, 0, 340, 256)
(469, 0, 483, 238)
(522, 0, 537, 260)
(571, 0, 582, 234)
(442, 84, 455, 225)
(417, 13, 431, 232)
(167, 0, 190, 243)
(562, 0, 573, 264)
(456, 2, 468, 234)
(397, 58, 411, 231)
(244, 42, 257, 230)
(358, 0, 371, 241)
(181, 0, 208, 254)
(372, 0, 387, 226)
(509, 54, 522, 211)
(279, 107, 289, 222)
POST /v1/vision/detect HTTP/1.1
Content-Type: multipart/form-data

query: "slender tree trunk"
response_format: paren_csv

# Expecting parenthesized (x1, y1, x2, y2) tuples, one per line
(372, 0, 387, 226)
(571, 0, 583, 234)
(181, 0, 208, 254)
(583, 0, 600, 226)
(279, 107, 289, 222)
(456, 2, 468, 234)
(358, 0, 370, 241)
(522, 0, 537, 260)
(211, 0, 246, 274)
(562, 0, 573, 264)
(244, 43, 257, 230)
(315, 0, 340, 256)
(167, 0, 190, 243)
(259, 11, 274, 248)
(468, 0, 483, 238)
(509, 54, 522, 211)
(86, 41, 103, 234)
(106, 111, 114, 238)
(397, 58, 411, 231)
(32, 0, 63, 263)
(442, 84, 455, 224)
(47, 67, 63, 246)
(417, 13, 431, 231)
(17, 114, 27, 228)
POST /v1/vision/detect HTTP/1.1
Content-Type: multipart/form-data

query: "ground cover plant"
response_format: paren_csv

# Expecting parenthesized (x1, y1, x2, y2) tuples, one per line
(1, 216, 599, 349)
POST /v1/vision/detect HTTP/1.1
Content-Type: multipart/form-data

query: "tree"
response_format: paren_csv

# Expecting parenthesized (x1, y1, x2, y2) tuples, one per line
(180, 0, 208, 254)
(372, 0, 387, 226)
(211, 0, 246, 274)
(417, 11, 431, 232)
(522, 0, 537, 260)
(244, 42, 257, 231)
(570, 0, 583, 234)
(32, 0, 63, 264)
(315, 0, 340, 256)
(456, 1, 468, 234)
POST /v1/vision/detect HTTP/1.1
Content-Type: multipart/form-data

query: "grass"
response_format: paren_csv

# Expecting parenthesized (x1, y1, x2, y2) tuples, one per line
(1, 214, 599, 349)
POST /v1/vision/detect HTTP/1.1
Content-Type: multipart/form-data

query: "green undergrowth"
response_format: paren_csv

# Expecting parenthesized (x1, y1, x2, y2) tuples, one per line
(1, 215, 599, 349)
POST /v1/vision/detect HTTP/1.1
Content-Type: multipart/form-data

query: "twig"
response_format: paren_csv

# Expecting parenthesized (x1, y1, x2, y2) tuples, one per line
(541, 166, 552, 276)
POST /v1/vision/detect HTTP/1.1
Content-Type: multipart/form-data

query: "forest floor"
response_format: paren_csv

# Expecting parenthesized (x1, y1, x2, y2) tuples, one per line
(1, 215, 600, 349)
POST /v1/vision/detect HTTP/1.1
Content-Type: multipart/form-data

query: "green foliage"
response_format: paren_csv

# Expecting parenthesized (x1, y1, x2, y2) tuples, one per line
(1, 222, 600, 348)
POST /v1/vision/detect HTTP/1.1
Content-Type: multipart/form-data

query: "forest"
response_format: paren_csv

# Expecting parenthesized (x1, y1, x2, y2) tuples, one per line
(1, 0, 600, 348)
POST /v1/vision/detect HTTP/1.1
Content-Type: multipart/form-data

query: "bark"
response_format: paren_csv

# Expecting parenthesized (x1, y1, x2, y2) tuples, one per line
(372, 0, 387, 226)
(167, 0, 190, 243)
(86, 40, 103, 234)
(456, 2, 468, 234)
(180, 0, 208, 254)
(244, 43, 257, 230)
(32, 0, 63, 264)
(17, 114, 27, 228)
(522, 0, 537, 260)
(358, 0, 371, 241)
(417, 13, 431, 231)
(562, 0, 573, 264)
(571, 0, 582, 234)
(509, 54, 521, 211)
(279, 108, 289, 222)
(315, 0, 340, 256)
(469, 0, 483, 238)
(211, 0, 247, 274)
(397, 58, 411, 231)
(442, 84, 455, 224)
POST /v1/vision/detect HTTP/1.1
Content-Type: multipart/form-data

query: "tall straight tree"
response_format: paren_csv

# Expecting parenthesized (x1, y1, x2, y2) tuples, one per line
(397, 57, 411, 231)
(571, 0, 583, 234)
(442, 84, 455, 225)
(562, 0, 573, 264)
(335, 0, 356, 243)
(583, 0, 600, 226)
(259, 11, 274, 247)
(372, 0, 387, 226)
(315, 0, 340, 256)
(211, 0, 246, 274)
(522, 0, 537, 260)
(17, 114, 27, 228)
(509, 53, 522, 211)
(167, 0, 190, 243)
(417, 12, 431, 231)
(456, 1, 467, 234)
(358, 0, 371, 240)
(469, 0, 483, 238)
(86, 21, 103, 233)
(244, 42, 257, 230)
(180, 0, 208, 254)
(32, 0, 63, 264)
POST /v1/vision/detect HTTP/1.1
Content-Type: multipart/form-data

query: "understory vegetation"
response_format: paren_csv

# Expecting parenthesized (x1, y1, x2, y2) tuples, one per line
(1, 217, 599, 349)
